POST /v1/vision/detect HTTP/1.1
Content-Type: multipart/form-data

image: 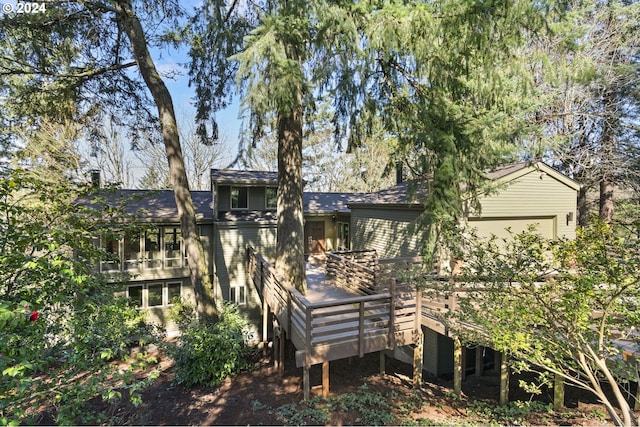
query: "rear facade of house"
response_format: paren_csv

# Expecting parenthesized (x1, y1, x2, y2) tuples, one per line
(97, 162, 579, 352)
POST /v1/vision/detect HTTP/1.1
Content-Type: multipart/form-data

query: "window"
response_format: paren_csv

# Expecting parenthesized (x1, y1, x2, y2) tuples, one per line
(231, 187, 248, 209)
(128, 285, 143, 307)
(338, 222, 350, 250)
(144, 228, 162, 269)
(100, 235, 121, 271)
(230, 286, 246, 305)
(98, 226, 186, 272)
(127, 281, 182, 308)
(124, 230, 142, 270)
(164, 226, 182, 268)
(148, 283, 164, 307)
(265, 187, 277, 209)
(167, 282, 182, 305)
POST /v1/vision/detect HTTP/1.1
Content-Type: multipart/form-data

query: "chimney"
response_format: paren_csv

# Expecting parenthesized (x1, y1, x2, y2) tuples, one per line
(395, 162, 403, 185)
(91, 170, 101, 189)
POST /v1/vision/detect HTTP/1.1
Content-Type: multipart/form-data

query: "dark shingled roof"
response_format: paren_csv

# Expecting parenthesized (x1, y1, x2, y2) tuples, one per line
(348, 162, 552, 206)
(303, 192, 369, 213)
(486, 161, 530, 180)
(211, 169, 278, 185)
(76, 190, 213, 221)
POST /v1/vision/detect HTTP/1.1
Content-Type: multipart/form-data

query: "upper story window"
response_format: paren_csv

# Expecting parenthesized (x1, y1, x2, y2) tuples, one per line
(164, 226, 182, 268)
(98, 226, 186, 273)
(144, 227, 162, 269)
(124, 229, 142, 271)
(265, 187, 277, 209)
(231, 187, 248, 209)
(100, 235, 121, 272)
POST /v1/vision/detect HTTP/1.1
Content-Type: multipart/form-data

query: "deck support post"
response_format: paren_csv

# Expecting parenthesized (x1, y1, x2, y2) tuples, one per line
(635, 382, 640, 411)
(413, 330, 424, 389)
(553, 372, 565, 409)
(303, 366, 310, 401)
(413, 285, 423, 389)
(453, 337, 463, 397)
(475, 346, 484, 377)
(380, 351, 386, 375)
(278, 328, 286, 375)
(262, 300, 268, 356)
(322, 361, 329, 398)
(499, 352, 510, 405)
(273, 325, 281, 372)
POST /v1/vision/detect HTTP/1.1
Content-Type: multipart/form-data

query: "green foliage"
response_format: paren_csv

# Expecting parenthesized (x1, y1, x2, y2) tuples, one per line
(0, 168, 161, 424)
(442, 219, 640, 425)
(276, 400, 331, 426)
(168, 296, 197, 329)
(468, 400, 552, 425)
(170, 303, 252, 387)
(269, 384, 394, 426)
(71, 296, 157, 361)
(337, 384, 394, 426)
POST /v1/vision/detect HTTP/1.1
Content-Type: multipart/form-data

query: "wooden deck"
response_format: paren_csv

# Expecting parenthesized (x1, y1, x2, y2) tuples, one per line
(249, 247, 640, 407)
(248, 248, 421, 370)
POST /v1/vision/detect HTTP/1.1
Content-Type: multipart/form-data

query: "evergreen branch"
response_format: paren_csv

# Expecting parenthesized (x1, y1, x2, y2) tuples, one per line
(0, 61, 137, 78)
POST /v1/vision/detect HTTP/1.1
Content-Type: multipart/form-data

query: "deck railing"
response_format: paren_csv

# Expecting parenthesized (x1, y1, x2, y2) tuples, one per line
(326, 251, 378, 294)
(248, 246, 418, 368)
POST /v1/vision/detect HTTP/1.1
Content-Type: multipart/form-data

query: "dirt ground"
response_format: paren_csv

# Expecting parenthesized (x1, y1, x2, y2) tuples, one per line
(94, 344, 628, 426)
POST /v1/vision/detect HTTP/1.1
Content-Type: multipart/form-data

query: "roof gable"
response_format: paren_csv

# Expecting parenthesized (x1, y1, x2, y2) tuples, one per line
(211, 169, 278, 185)
(348, 161, 580, 207)
(489, 161, 581, 191)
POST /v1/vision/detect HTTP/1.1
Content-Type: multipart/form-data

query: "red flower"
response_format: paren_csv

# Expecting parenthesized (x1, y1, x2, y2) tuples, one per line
(29, 311, 39, 322)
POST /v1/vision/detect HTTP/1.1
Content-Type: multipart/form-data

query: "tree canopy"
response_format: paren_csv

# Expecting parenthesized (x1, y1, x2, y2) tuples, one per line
(1, 1, 217, 316)
(437, 221, 640, 426)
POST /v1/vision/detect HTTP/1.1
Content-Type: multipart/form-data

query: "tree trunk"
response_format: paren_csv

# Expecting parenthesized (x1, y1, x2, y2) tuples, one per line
(276, 102, 306, 293)
(577, 186, 590, 227)
(599, 179, 614, 223)
(115, 0, 216, 317)
(599, 89, 618, 223)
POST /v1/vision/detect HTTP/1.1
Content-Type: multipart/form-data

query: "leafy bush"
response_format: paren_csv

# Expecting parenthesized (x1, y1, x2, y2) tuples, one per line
(338, 384, 395, 426)
(171, 303, 252, 387)
(71, 295, 160, 361)
(168, 296, 197, 328)
(468, 400, 552, 425)
(0, 169, 162, 425)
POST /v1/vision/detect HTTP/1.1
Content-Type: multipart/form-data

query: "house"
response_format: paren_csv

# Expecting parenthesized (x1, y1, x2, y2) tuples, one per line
(209, 170, 366, 334)
(348, 161, 581, 375)
(92, 161, 579, 344)
(90, 170, 365, 335)
(90, 189, 215, 333)
(350, 161, 580, 259)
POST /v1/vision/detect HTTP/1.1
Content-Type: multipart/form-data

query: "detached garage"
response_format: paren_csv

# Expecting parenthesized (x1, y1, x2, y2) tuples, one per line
(349, 161, 580, 259)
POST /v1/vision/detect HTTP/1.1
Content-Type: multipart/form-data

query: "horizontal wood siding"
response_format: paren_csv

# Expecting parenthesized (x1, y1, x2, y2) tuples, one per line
(476, 170, 577, 238)
(214, 223, 277, 322)
(248, 187, 266, 210)
(200, 224, 214, 275)
(468, 216, 556, 240)
(351, 207, 425, 258)
(217, 186, 231, 210)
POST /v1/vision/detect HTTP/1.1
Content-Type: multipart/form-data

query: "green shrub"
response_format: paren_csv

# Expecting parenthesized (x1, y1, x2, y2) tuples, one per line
(171, 303, 252, 387)
(468, 400, 552, 425)
(338, 384, 395, 426)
